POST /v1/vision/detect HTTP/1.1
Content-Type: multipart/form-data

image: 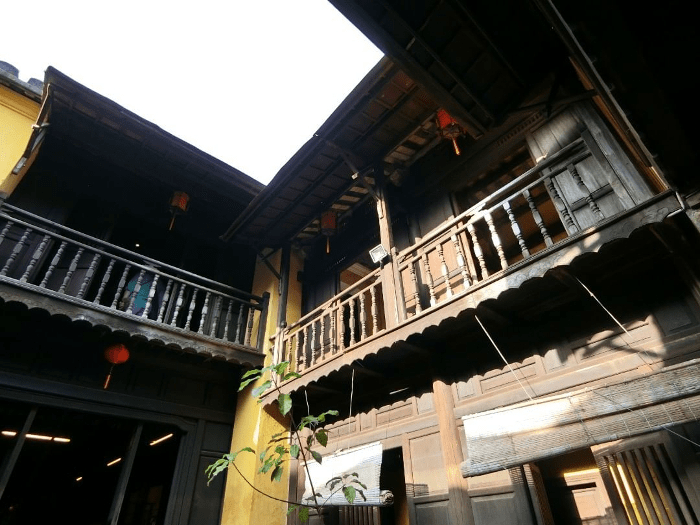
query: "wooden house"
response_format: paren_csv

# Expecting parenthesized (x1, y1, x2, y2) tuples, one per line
(224, 1, 700, 524)
(0, 65, 268, 524)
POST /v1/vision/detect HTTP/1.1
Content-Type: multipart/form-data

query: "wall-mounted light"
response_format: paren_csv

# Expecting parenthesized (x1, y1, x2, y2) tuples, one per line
(369, 244, 389, 264)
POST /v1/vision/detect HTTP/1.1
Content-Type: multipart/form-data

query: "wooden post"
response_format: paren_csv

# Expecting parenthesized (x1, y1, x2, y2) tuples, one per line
(375, 166, 399, 328)
(432, 374, 475, 525)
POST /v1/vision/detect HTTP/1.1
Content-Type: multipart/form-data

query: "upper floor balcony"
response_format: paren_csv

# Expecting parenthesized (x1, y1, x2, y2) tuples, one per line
(0, 203, 268, 367)
(272, 134, 682, 396)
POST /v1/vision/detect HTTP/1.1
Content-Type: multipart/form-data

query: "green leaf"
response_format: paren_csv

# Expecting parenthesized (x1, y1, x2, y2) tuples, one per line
(283, 371, 302, 381)
(278, 393, 292, 416)
(251, 380, 272, 398)
(299, 507, 309, 523)
(259, 447, 270, 463)
(271, 464, 284, 482)
(306, 434, 315, 448)
(260, 458, 275, 474)
(315, 429, 328, 447)
(238, 376, 260, 391)
(272, 361, 290, 376)
(315, 409, 339, 423)
(357, 488, 367, 502)
(310, 450, 322, 464)
(290, 444, 300, 459)
(274, 445, 287, 455)
(287, 504, 299, 516)
(241, 368, 262, 379)
(343, 486, 356, 505)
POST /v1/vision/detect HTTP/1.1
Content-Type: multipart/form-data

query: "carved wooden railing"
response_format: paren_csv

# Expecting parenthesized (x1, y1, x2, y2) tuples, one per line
(280, 268, 386, 373)
(0, 203, 269, 353)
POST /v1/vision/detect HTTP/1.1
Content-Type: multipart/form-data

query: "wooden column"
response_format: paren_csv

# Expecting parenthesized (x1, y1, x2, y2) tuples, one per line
(432, 376, 475, 525)
(375, 167, 399, 328)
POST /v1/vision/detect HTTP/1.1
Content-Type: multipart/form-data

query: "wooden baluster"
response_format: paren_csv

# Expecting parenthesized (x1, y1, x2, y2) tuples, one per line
(142, 274, 159, 318)
(451, 234, 472, 289)
(359, 292, 367, 340)
(546, 177, 579, 235)
(184, 289, 199, 330)
(523, 189, 553, 247)
(349, 298, 356, 346)
(1, 227, 32, 276)
(330, 303, 337, 353)
(77, 253, 101, 299)
(409, 261, 422, 314)
(319, 314, 326, 359)
(235, 303, 244, 343)
(436, 243, 453, 298)
(209, 295, 222, 337)
(311, 320, 318, 365)
(40, 241, 67, 288)
(222, 299, 234, 341)
(93, 259, 115, 304)
(421, 253, 437, 307)
(484, 212, 507, 271)
(371, 285, 378, 334)
(198, 291, 211, 334)
(503, 201, 530, 259)
(339, 302, 346, 351)
(170, 283, 187, 327)
(295, 331, 303, 371)
(126, 269, 146, 314)
(466, 222, 489, 279)
(568, 162, 605, 221)
(0, 220, 14, 250)
(111, 264, 132, 308)
(21, 234, 50, 282)
(58, 247, 84, 294)
(245, 307, 254, 346)
(156, 279, 174, 323)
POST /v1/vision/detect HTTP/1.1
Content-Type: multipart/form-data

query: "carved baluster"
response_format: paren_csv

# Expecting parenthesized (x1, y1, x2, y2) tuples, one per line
(409, 262, 422, 314)
(568, 163, 605, 221)
(421, 253, 437, 306)
(111, 264, 132, 308)
(319, 314, 326, 359)
(235, 303, 245, 343)
(170, 283, 187, 327)
(245, 307, 254, 346)
(451, 234, 471, 289)
(436, 243, 453, 297)
(0, 220, 14, 250)
(222, 298, 234, 340)
(295, 331, 303, 371)
(349, 298, 356, 346)
(156, 279, 174, 323)
(484, 212, 507, 271)
(126, 269, 146, 314)
(198, 291, 211, 334)
(371, 285, 378, 334)
(339, 302, 346, 350)
(311, 320, 318, 365)
(58, 247, 84, 294)
(76, 253, 101, 299)
(1, 227, 32, 276)
(93, 259, 115, 304)
(209, 295, 222, 337)
(21, 234, 50, 282)
(330, 303, 337, 353)
(466, 222, 489, 279)
(40, 241, 67, 288)
(523, 189, 553, 247)
(358, 292, 367, 340)
(546, 177, 579, 235)
(184, 289, 199, 330)
(503, 201, 530, 259)
(142, 274, 159, 318)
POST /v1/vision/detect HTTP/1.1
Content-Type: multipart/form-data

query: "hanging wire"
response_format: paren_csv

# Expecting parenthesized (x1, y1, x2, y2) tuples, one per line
(349, 368, 355, 419)
(475, 314, 534, 401)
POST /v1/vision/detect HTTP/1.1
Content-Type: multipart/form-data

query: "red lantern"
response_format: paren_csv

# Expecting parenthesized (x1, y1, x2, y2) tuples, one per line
(320, 211, 337, 254)
(103, 344, 130, 389)
(436, 109, 463, 156)
(169, 191, 190, 230)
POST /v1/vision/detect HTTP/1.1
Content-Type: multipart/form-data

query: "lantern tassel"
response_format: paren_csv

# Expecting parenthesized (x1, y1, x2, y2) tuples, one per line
(103, 364, 115, 390)
(326, 236, 330, 254)
(452, 138, 461, 156)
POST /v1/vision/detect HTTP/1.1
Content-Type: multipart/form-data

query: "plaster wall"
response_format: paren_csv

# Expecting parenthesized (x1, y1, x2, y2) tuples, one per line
(0, 85, 38, 198)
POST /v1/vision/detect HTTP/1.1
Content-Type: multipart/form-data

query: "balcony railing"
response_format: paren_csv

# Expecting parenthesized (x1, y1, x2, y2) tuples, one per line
(0, 203, 268, 354)
(278, 135, 667, 380)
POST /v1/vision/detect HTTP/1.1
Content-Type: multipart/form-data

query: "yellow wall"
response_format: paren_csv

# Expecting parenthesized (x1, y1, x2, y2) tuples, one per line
(0, 85, 39, 199)
(221, 248, 304, 525)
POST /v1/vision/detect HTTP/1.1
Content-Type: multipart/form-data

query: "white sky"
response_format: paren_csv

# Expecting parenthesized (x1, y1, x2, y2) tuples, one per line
(1, 0, 383, 184)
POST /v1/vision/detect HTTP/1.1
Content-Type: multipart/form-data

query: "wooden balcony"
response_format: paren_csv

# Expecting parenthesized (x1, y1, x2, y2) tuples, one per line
(274, 137, 682, 394)
(0, 204, 268, 366)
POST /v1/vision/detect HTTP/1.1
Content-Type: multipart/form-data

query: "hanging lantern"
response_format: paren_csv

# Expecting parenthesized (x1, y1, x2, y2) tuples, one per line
(103, 344, 130, 389)
(169, 191, 190, 230)
(320, 210, 337, 254)
(436, 109, 464, 156)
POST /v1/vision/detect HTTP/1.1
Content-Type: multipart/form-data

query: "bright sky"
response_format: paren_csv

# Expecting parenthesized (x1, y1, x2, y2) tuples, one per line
(1, 0, 383, 184)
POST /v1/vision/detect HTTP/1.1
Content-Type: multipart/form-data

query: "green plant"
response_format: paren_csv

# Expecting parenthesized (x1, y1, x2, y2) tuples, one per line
(206, 361, 366, 523)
